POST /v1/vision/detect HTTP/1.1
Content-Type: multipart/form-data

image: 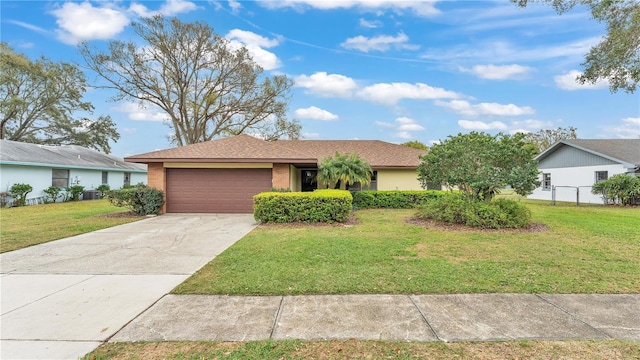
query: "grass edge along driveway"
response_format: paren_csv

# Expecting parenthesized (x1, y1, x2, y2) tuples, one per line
(175, 202, 640, 295)
(0, 199, 142, 253)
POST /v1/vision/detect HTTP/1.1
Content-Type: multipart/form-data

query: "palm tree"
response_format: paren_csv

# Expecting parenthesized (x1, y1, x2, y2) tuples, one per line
(317, 152, 372, 190)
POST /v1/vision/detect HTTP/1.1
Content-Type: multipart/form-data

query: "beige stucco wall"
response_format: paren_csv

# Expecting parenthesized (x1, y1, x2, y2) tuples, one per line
(290, 165, 301, 191)
(376, 169, 422, 190)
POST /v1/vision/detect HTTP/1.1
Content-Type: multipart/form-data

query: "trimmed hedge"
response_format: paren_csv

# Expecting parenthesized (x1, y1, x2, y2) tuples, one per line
(416, 194, 531, 229)
(107, 185, 165, 215)
(254, 189, 352, 223)
(351, 190, 448, 209)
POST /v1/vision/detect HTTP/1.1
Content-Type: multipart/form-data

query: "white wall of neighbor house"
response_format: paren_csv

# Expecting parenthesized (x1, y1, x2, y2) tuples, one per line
(376, 169, 422, 191)
(1, 165, 51, 196)
(0, 164, 147, 203)
(528, 164, 627, 204)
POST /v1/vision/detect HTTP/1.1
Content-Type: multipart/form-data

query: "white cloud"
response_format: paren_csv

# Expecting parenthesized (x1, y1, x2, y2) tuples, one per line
(302, 132, 321, 139)
(341, 32, 418, 53)
(6, 20, 48, 34)
(510, 119, 554, 130)
(436, 100, 534, 117)
(359, 18, 382, 28)
(358, 82, 460, 105)
(604, 117, 640, 138)
(375, 117, 425, 138)
(294, 106, 339, 121)
(294, 72, 358, 98)
(51, 2, 129, 44)
(228, 0, 242, 13)
(554, 70, 609, 90)
(422, 37, 599, 64)
(459, 64, 533, 80)
(52, 0, 197, 44)
(113, 101, 169, 122)
(129, 0, 198, 17)
(227, 29, 279, 48)
(458, 120, 508, 131)
(226, 29, 281, 70)
(374, 121, 394, 128)
(259, 1, 440, 16)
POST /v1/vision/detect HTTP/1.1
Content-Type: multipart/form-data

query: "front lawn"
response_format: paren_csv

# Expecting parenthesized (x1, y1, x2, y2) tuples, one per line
(0, 199, 142, 253)
(175, 202, 640, 295)
(85, 339, 640, 360)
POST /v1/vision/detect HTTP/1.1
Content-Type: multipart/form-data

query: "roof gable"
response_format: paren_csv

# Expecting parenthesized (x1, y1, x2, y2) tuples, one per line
(536, 139, 640, 168)
(125, 135, 427, 168)
(0, 140, 147, 171)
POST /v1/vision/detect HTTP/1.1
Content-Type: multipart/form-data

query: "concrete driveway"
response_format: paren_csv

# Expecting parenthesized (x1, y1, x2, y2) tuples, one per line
(0, 214, 257, 360)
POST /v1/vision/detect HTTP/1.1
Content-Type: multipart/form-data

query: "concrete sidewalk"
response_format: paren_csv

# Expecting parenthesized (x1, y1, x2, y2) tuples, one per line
(112, 293, 640, 343)
(1, 214, 258, 360)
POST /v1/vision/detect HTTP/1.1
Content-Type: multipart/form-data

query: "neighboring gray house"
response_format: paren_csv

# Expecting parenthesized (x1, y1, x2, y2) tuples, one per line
(0, 140, 147, 204)
(528, 139, 640, 204)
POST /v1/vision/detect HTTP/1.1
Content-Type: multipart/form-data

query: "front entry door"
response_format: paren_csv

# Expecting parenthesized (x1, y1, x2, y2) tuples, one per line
(301, 170, 317, 192)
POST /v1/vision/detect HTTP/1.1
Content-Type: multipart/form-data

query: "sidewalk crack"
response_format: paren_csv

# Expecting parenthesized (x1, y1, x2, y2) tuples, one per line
(269, 296, 284, 339)
(535, 294, 612, 339)
(409, 295, 441, 341)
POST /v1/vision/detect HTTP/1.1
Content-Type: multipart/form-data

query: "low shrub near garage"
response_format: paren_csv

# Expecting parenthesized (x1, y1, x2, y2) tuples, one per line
(107, 185, 165, 215)
(416, 194, 531, 229)
(254, 189, 352, 223)
(351, 190, 447, 209)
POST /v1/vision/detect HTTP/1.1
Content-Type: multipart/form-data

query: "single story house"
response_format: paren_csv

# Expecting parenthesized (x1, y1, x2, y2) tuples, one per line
(528, 139, 640, 204)
(0, 140, 147, 204)
(125, 134, 428, 213)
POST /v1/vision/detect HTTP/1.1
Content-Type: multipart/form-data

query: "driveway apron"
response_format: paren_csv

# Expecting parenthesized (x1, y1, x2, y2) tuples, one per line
(0, 213, 257, 360)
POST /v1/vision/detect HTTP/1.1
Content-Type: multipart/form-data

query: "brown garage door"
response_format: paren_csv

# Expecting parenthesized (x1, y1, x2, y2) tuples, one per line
(166, 168, 272, 213)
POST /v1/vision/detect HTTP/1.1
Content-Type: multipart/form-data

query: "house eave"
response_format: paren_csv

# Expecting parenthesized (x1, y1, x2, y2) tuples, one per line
(124, 157, 318, 164)
(0, 160, 147, 173)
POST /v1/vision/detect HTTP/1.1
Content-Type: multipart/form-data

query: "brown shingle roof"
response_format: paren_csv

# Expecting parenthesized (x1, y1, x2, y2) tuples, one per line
(279, 140, 426, 168)
(125, 134, 426, 168)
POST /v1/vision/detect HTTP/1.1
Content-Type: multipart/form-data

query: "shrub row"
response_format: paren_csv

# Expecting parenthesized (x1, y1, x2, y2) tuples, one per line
(351, 190, 448, 209)
(107, 185, 165, 215)
(416, 194, 531, 229)
(254, 189, 352, 223)
(591, 173, 640, 205)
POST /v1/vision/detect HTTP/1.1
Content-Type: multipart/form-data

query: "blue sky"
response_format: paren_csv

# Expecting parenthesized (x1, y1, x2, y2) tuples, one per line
(2, 0, 639, 158)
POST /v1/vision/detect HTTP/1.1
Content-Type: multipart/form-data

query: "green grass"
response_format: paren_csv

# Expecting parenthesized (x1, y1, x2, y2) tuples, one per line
(0, 199, 142, 253)
(174, 201, 640, 295)
(84, 340, 640, 360)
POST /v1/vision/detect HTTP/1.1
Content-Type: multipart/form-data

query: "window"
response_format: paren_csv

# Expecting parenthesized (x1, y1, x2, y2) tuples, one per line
(350, 171, 378, 191)
(52, 169, 70, 188)
(542, 173, 551, 190)
(595, 171, 608, 183)
(101, 171, 108, 184)
(124, 172, 131, 187)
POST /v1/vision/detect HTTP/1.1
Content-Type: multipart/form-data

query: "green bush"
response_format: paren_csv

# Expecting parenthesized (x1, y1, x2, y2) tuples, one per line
(66, 185, 85, 201)
(43, 186, 62, 203)
(592, 174, 640, 205)
(254, 189, 352, 223)
(416, 194, 531, 229)
(351, 190, 448, 209)
(107, 185, 165, 215)
(9, 183, 33, 207)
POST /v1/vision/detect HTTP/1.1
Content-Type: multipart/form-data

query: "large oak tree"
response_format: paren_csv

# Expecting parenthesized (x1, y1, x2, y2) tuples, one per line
(0, 43, 119, 153)
(524, 126, 578, 153)
(80, 16, 300, 146)
(513, 0, 640, 93)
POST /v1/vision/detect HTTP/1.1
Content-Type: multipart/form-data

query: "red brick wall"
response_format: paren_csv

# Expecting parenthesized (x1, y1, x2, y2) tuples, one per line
(146, 162, 167, 213)
(272, 163, 290, 190)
